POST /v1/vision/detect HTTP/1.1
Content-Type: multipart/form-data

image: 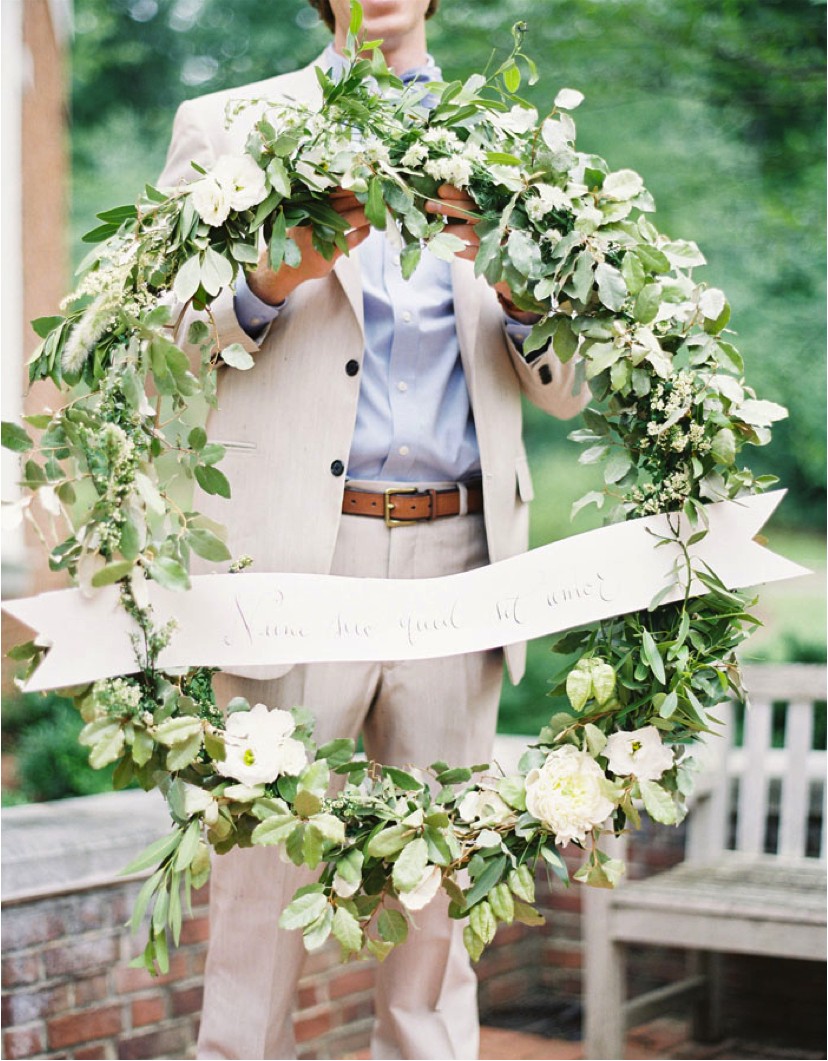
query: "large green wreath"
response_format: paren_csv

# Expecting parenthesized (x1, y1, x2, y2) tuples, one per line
(3, 15, 786, 975)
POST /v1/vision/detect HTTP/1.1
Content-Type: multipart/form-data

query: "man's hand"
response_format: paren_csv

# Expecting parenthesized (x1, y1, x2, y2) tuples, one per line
(246, 189, 371, 305)
(426, 184, 542, 325)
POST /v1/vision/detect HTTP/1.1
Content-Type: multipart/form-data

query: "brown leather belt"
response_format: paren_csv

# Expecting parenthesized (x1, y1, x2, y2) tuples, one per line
(342, 481, 483, 527)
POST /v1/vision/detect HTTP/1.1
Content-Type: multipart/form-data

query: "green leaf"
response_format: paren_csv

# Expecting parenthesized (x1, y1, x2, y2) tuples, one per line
(251, 814, 300, 846)
(382, 766, 423, 791)
(497, 775, 526, 811)
(173, 819, 202, 872)
(266, 157, 291, 198)
(503, 62, 521, 93)
(1, 422, 33, 452)
(173, 254, 202, 303)
(269, 210, 287, 272)
(131, 869, 164, 932)
(131, 728, 154, 768)
(513, 900, 545, 926)
(640, 628, 666, 684)
(566, 664, 592, 711)
(377, 908, 408, 944)
(639, 779, 681, 825)
(604, 449, 632, 484)
(365, 178, 387, 230)
(633, 283, 662, 324)
(91, 560, 134, 587)
(147, 556, 191, 591)
(221, 343, 255, 371)
(349, 0, 363, 35)
(166, 732, 204, 771)
(464, 855, 507, 909)
(316, 738, 356, 769)
(200, 247, 234, 296)
(294, 789, 322, 818)
(392, 837, 428, 893)
(332, 906, 363, 953)
(187, 527, 231, 562)
(595, 263, 627, 311)
(154, 715, 203, 746)
(279, 890, 327, 931)
(231, 241, 260, 265)
(188, 426, 208, 451)
(635, 245, 671, 274)
(367, 824, 412, 859)
(195, 464, 231, 499)
(121, 829, 183, 876)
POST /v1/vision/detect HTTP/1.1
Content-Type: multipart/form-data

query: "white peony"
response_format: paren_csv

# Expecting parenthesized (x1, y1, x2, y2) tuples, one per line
(525, 745, 615, 847)
(191, 176, 231, 227)
(604, 725, 674, 781)
(210, 154, 269, 211)
(219, 703, 307, 786)
(398, 865, 442, 912)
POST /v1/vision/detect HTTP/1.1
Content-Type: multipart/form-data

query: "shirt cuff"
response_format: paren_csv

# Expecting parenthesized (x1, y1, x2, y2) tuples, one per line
(234, 272, 286, 339)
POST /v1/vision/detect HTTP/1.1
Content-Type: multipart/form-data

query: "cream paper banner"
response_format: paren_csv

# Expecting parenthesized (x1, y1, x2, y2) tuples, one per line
(3, 491, 807, 693)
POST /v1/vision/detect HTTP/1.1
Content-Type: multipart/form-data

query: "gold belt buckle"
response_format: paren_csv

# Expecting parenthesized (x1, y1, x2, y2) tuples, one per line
(384, 486, 418, 528)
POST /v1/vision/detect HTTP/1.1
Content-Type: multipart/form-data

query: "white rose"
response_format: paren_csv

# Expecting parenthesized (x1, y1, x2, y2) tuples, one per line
(219, 703, 306, 786)
(604, 725, 674, 781)
(525, 745, 615, 847)
(190, 176, 231, 227)
(398, 865, 442, 912)
(210, 154, 268, 211)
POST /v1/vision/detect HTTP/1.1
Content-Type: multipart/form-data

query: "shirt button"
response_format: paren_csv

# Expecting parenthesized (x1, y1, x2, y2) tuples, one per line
(398, 445, 409, 457)
(401, 310, 413, 323)
(393, 255, 401, 266)
(397, 381, 408, 392)
(330, 459, 345, 476)
(345, 359, 360, 377)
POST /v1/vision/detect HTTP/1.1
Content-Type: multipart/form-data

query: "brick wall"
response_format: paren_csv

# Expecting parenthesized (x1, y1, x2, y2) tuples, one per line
(0, 817, 688, 1061)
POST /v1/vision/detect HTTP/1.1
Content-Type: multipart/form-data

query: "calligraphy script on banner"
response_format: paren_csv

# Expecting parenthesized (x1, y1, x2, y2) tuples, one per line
(3, 492, 807, 693)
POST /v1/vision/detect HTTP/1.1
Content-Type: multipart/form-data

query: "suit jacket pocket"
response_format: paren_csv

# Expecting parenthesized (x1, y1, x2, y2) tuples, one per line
(515, 454, 534, 503)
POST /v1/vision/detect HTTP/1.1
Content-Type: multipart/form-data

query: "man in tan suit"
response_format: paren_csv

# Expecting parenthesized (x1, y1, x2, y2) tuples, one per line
(159, 1, 586, 1057)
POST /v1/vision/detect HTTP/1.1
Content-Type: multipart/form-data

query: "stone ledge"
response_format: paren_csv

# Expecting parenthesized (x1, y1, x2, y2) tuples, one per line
(0, 734, 532, 903)
(1, 789, 171, 902)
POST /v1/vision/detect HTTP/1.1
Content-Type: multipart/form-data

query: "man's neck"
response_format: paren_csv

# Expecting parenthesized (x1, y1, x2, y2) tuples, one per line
(332, 31, 428, 76)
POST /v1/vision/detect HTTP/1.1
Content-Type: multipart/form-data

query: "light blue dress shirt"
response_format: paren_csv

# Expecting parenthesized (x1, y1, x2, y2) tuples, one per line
(234, 46, 532, 483)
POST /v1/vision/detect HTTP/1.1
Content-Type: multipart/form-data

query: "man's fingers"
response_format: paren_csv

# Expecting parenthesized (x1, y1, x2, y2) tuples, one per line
(345, 225, 373, 250)
(329, 188, 362, 212)
(443, 223, 480, 247)
(338, 207, 371, 231)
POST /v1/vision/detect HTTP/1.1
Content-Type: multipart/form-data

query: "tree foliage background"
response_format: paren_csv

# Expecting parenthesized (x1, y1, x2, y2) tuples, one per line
(70, 0, 825, 524)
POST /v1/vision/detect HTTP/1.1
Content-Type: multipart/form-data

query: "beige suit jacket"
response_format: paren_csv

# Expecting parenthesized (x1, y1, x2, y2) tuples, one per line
(158, 55, 587, 683)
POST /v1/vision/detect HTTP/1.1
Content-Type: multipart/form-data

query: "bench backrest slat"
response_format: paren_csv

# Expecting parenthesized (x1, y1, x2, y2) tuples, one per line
(687, 664, 827, 865)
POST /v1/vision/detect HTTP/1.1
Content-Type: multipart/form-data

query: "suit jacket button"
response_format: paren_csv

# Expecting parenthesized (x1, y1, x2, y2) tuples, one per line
(330, 459, 345, 476)
(345, 359, 360, 376)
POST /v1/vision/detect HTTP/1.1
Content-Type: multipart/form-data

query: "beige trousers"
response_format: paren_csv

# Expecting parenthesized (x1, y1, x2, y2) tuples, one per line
(196, 510, 504, 1061)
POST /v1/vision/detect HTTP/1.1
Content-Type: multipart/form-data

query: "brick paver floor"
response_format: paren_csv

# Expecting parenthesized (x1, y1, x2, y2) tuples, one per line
(349, 1017, 825, 1060)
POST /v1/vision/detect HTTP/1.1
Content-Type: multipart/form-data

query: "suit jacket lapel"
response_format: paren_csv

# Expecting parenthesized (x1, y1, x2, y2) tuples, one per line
(451, 256, 483, 388)
(333, 251, 364, 334)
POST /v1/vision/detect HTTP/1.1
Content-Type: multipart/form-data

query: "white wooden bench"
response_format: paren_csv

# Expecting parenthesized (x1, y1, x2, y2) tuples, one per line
(582, 663, 827, 1059)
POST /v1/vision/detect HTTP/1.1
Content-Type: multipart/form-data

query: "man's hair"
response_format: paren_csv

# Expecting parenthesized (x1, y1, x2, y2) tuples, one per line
(307, 1, 440, 33)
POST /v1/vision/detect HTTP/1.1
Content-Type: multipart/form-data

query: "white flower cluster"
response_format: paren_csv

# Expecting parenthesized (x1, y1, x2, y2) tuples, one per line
(91, 676, 144, 718)
(190, 154, 268, 228)
(219, 703, 307, 786)
(604, 725, 673, 781)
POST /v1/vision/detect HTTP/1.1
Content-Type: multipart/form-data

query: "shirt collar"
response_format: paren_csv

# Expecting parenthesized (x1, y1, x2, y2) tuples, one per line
(320, 43, 441, 85)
